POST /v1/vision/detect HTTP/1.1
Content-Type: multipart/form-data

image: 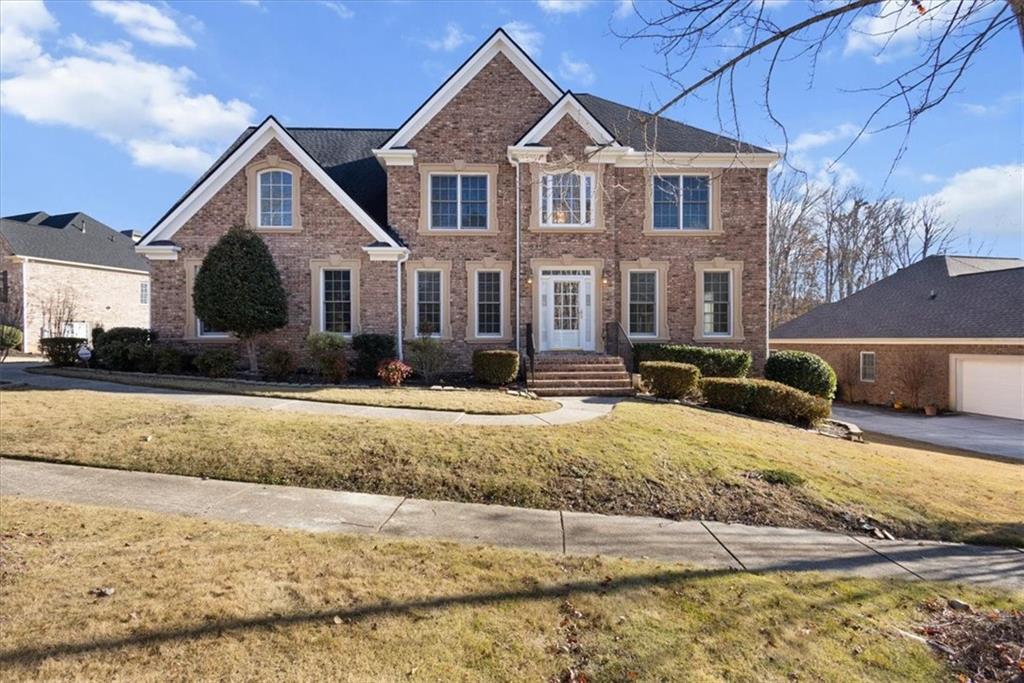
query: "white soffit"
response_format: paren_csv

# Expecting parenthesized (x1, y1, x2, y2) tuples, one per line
(380, 29, 562, 151)
(139, 117, 400, 250)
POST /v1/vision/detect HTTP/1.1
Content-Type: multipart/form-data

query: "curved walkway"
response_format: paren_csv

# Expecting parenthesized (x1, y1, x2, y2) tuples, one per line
(0, 361, 621, 426)
(2, 458, 1021, 590)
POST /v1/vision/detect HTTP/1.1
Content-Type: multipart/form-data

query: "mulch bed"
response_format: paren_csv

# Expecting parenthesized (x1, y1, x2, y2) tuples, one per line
(917, 598, 1024, 682)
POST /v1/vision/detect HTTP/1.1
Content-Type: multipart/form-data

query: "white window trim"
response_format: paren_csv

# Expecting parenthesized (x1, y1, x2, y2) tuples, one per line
(627, 269, 659, 339)
(256, 168, 295, 229)
(428, 173, 490, 231)
(653, 173, 712, 232)
(474, 269, 504, 338)
(701, 269, 732, 338)
(414, 269, 444, 338)
(540, 171, 595, 228)
(139, 281, 149, 305)
(320, 268, 354, 336)
(860, 351, 876, 383)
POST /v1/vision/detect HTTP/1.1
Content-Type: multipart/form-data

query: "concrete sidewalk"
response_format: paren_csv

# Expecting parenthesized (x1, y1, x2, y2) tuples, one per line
(0, 361, 620, 426)
(2, 458, 1021, 591)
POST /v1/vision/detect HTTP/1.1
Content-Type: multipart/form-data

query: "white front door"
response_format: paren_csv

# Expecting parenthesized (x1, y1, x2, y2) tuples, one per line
(539, 269, 594, 351)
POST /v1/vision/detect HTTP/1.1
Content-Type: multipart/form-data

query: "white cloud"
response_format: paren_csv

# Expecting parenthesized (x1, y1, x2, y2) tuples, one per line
(919, 172, 942, 184)
(922, 165, 1024, 236)
(315, 1, 353, 19)
(0, 0, 58, 72)
(613, 0, 634, 19)
(958, 93, 1021, 118)
(537, 0, 593, 13)
(845, 0, 960, 61)
(558, 52, 594, 86)
(503, 21, 543, 56)
(1, 32, 254, 174)
(90, 1, 195, 48)
(789, 122, 861, 153)
(424, 22, 472, 52)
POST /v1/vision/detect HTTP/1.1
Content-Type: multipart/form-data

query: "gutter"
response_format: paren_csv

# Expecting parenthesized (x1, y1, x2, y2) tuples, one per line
(513, 158, 521, 355)
(396, 250, 409, 360)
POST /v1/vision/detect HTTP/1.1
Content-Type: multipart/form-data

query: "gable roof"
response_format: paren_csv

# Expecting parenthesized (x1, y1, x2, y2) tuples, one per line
(771, 255, 1024, 340)
(2, 212, 149, 272)
(516, 91, 618, 147)
(576, 94, 773, 154)
(138, 116, 402, 250)
(379, 28, 562, 150)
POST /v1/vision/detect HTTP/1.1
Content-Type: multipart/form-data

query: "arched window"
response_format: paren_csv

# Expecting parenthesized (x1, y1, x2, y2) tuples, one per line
(257, 170, 293, 228)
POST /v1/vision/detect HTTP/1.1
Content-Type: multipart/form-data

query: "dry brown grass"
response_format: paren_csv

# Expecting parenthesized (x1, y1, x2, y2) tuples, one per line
(2, 387, 1022, 546)
(31, 367, 558, 414)
(2, 498, 1016, 681)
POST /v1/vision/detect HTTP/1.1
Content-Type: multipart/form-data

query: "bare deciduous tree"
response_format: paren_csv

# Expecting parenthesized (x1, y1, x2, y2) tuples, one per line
(39, 286, 79, 341)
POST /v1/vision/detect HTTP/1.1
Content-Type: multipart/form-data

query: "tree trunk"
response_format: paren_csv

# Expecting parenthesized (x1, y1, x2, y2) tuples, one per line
(1013, 0, 1024, 48)
(244, 338, 259, 375)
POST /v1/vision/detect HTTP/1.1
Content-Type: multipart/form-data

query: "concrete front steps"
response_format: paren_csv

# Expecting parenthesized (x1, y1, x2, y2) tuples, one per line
(527, 354, 635, 397)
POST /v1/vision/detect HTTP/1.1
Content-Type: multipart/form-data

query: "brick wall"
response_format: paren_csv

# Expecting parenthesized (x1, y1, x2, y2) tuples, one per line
(771, 342, 1024, 409)
(150, 138, 397, 362)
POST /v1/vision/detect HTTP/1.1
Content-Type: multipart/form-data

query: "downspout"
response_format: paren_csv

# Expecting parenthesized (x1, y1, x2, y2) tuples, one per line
(21, 258, 29, 353)
(396, 250, 409, 361)
(513, 158, 521, 355)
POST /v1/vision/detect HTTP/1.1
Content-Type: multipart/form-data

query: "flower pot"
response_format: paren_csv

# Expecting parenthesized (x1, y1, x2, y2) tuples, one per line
(924, 404, 938, 416)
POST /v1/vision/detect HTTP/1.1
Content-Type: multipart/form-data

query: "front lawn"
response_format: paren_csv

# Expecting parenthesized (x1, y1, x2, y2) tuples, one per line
(30, 366, 558, 415)
(1, 498, 1015, 681)
(2, 387, 1021, 546)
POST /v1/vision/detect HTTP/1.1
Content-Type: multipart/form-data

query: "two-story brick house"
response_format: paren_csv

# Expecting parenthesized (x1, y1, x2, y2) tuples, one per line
(136, 29, 778, 384)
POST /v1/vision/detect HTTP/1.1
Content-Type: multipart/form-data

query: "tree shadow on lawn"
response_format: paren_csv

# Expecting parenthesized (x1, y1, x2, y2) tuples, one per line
(1, 547, 1020, 668)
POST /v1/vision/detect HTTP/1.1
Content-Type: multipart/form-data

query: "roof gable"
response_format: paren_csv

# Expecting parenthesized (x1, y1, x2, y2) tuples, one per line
(515, 92, 617, 147)
(138, 116, 400, 250)
(379, 28, 562, 151)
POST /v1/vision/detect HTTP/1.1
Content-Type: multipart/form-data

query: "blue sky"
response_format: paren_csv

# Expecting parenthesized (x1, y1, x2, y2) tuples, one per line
(1, 0, 1021, 255)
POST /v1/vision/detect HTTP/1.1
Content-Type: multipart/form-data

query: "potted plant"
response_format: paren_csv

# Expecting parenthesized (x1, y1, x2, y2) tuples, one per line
(924, 404, 938, 416)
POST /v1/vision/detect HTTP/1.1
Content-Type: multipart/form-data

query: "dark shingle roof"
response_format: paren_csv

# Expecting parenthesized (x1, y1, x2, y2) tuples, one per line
(1, 212, 149, 272)
(771, 256, 1024, 339)
(576, 93, 773, 154)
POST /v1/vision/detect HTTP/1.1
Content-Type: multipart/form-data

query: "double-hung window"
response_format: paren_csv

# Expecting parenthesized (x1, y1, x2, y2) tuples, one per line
(258, 170, 294, 228)
(475, 270, 502, 337)
(541, 172, 594, 227)
(415, 270, 442, 336)
(139, 282, 149, 305)
(321, 269, 353, 335)
(628, 271, 657, 337)
(860, 352, 876, 382)
(429, 174, 488, 230)
(653, 175, 710, 230)
(702, 271, 731, 336)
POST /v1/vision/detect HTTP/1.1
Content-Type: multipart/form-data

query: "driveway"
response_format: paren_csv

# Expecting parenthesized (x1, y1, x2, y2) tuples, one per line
(831, 404, 1024, 461)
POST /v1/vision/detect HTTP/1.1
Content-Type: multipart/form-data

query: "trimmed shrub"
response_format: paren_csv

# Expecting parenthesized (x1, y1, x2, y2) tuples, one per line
(765, 350, 837, 399)
(472, 349, 520, 385)
(194, 348, 237, 378)
(640, 361, 700, 400)
(154, 346, 188, 375)
(40, 337, 86, 367)
(352, 333, 395, 377)
(701, 377, 831, 427)
(94, 327, 156, 371)
(635, 343, 751, 378)
(0, 325, 23, 362)
(193, 226, 288, 373)
(377, 359, 412, 387)
(263, 347, 297, 381)
(406, 336, 448, 383)
(307, 332, 348, 383)
(91, 325, 105, 346)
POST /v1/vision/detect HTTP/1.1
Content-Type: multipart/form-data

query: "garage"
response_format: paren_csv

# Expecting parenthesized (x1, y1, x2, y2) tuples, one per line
(951, 355, 1024, 420)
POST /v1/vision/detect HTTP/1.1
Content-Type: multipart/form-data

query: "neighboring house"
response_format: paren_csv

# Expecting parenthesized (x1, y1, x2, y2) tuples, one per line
(136, 29, 778, 374)
(771, 256, 1024, 420)
(1, 212, 150, 352)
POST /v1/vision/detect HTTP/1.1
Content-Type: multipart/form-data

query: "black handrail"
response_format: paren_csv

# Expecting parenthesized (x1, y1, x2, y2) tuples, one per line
(524, 322, 535, 379)
(604, 321, 635, 373)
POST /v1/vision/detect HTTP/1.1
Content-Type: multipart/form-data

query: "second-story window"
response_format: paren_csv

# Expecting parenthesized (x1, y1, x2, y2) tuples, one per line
(430, 174, 488, 230)
(541, 172, 594, 227)
(653, 175, 710, 230)
(258, 170, 294, 228)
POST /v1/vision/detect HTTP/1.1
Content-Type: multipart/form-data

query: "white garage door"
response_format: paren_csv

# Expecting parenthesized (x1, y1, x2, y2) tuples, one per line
(953, 355, 1024, 420)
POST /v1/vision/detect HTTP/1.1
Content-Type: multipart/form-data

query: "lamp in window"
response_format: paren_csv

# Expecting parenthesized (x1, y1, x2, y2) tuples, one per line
(551, 209, 569, 224)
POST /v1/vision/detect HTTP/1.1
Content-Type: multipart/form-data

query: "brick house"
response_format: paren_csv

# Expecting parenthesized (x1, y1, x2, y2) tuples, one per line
(136, 29, 778, 387)
(1, 212, 150, 352)
(771, 256, 1024, 420)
